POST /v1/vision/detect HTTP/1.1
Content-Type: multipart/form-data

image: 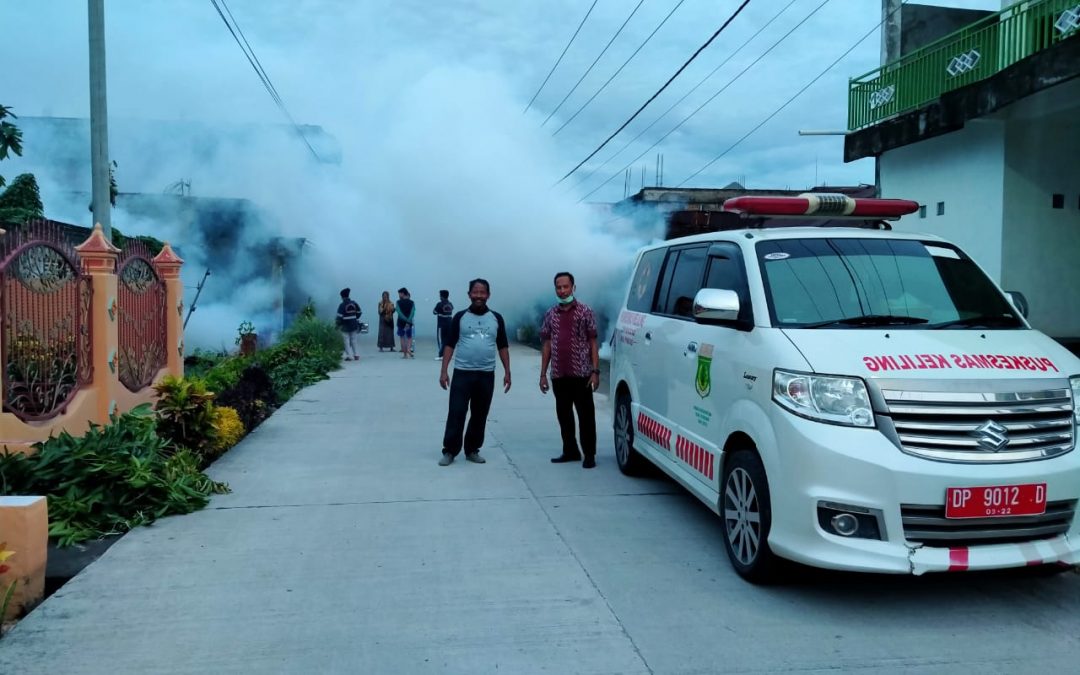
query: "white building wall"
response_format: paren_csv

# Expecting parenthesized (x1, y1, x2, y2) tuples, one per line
(880, 120, 1007, 280)
(1001, 112, 1080, 338)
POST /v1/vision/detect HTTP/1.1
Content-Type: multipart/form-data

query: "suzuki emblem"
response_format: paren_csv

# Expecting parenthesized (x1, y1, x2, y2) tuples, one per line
(973, 420, 1009, 452)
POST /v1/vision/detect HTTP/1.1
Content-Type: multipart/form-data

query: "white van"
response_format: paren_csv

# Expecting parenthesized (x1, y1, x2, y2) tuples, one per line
(610, 193, 1080, 583)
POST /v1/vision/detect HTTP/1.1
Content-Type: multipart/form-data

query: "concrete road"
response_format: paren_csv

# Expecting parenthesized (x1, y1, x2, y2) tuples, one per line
(2, 340, 1078, 674)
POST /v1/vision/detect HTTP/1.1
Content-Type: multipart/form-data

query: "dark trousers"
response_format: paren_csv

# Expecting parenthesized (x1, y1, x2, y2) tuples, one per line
(436, 319, 451, 356)
(442, 369, 495, 457)
(552, 376, 596, 459)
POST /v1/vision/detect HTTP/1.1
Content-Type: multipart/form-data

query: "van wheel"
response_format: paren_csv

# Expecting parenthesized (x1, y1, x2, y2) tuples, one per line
(614, 392, 648, 476)
(721, 450, 781, 583)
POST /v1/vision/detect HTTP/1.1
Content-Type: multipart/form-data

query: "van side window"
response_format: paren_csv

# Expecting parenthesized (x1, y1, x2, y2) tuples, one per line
(656, 246, 707, 318)
(626, 247, 666, 313)
(705, 243, 752, 323)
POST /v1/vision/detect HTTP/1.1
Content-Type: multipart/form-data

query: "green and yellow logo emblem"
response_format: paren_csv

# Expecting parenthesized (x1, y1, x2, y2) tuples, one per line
(695, 343, 714, 398)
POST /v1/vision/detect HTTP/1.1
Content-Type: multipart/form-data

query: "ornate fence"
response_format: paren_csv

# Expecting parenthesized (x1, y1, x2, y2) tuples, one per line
(116, 242, 167, 392)
(0, 222, 93, 422)
(0, 221, 183, 455)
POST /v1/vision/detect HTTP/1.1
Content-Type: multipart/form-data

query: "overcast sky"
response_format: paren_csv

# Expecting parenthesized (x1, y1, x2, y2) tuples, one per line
(6, 0, 998, 199)
(1, 0, 1000, 345)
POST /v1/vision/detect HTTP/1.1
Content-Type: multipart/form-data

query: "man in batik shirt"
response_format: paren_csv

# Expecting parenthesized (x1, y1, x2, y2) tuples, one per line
(539, 272, 600, 469)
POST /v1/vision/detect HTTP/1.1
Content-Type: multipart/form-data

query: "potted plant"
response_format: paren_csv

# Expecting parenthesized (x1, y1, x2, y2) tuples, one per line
(235, 321, 257, 356)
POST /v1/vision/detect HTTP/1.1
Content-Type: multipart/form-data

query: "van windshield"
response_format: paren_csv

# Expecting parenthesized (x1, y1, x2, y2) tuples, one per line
(756, 238, 1024, 329)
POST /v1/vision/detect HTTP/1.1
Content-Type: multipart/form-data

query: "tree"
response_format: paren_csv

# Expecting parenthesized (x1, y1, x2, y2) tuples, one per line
(0, 173, 44, 224)
(0, 104, 25, 189)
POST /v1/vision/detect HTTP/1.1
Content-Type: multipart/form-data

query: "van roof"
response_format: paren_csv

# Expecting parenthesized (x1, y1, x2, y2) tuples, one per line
(648, 225, 947, 251)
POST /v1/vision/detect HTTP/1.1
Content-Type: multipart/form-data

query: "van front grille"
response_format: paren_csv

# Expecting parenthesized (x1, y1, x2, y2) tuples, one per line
(901, 500, 1076, 546)
(882, 387, 1075, 463)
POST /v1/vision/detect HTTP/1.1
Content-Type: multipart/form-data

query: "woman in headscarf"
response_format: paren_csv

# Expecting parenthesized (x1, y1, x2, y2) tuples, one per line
(377, 290, 396, 351)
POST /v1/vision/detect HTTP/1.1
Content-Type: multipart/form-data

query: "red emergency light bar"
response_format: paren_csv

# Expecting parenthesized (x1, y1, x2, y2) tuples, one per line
(722, 193, 920, 220)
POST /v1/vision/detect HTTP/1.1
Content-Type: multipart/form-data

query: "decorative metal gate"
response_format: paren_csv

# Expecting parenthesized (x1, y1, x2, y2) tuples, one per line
(117, 243, 166, 392)
(0, 223, 93, 421)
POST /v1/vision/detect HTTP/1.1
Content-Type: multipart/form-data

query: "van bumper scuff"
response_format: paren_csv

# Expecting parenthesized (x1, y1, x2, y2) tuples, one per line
(906, 534, 1080, 575)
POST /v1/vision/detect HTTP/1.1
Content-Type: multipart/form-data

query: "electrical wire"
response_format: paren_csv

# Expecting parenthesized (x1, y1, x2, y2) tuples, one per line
(578, 0, 830, 201)
(552, 0, 687, 137)
(523, 0, 599, 114)
(568, 0, 800, 191)
(542, 0, 647, 127)
(209, 0, 321, 161)
(557, 0, 751, 184)
(676, 0, 909, 187)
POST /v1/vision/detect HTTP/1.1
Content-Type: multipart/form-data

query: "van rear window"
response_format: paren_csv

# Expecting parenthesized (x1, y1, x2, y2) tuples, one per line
(627, 248, 666, 313)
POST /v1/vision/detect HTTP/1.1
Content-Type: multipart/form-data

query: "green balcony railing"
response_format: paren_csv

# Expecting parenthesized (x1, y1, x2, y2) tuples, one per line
(849, 0, 1080, 130)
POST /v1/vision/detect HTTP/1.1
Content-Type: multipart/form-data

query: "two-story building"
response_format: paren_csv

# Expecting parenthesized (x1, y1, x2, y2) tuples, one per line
(844, 0, 1079, 352)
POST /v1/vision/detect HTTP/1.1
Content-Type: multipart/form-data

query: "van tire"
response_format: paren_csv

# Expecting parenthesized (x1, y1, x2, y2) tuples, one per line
(614, 392, 648, 476)
(721, 449, 782, 584)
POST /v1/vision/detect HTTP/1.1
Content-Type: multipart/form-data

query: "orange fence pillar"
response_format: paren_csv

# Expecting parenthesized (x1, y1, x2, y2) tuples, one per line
(0, 496, 48, 621)
(153, 243, 185, 378)
(74, 224, 121, 423)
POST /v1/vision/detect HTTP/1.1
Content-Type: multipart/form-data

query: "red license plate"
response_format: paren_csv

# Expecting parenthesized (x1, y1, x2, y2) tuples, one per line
(945, 483, 1047, 519)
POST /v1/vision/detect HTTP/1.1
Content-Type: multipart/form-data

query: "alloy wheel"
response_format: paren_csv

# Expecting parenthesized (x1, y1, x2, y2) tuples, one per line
(723, 467, 761, 566)
(614, 400, 631, 466)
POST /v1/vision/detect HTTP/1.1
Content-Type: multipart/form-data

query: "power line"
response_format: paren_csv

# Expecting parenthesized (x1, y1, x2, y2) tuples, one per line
(553, 0, 688, 137)
(557, 0, 752, 184)
(209, 0, 321, 161)
(542, 0, 647, 128)
(579, 0, 829, 201)
(219, 0, 282, 105)
(677, 0, 909, 187)
(523, 0, 599, 114)
(568, 0, 799, 191)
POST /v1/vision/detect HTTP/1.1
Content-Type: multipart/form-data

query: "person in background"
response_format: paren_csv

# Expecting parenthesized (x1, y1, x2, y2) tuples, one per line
(395, 287, 416, 358)
(336, 288, 363, 362)
(539, 272, 600, 469)
(437, 278, 511, 466)
(377, 291, 396, 352)
(432, 289, 454, 360)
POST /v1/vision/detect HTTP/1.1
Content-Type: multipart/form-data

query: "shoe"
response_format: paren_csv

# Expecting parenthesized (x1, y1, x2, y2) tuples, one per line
(582, 457, 596, 469)
(434, 355, 442, 360)
(465, 452, 486, 464)
(438, 453, 454, 466)
(551, 454, 582, 464)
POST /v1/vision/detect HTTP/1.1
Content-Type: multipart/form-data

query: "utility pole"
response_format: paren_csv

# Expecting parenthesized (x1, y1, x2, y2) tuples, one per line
(881, 0, 902, 66)
(88, 0, 112, 240)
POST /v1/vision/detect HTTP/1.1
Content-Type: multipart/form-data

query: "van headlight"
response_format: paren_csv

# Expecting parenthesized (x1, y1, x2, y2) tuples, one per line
(773, 370, 875, 428)
(1071, 376, 1080, 425)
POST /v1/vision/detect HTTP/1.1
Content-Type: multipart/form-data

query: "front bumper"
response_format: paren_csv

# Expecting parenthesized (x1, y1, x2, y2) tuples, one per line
(763, 411, 1080, 574)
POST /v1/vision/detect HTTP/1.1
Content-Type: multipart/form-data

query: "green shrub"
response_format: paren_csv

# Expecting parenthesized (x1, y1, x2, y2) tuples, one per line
(281, 316, 343, 356)
(0, 405, 229, 547)
(202, 354, 251, 395)
(183, 348, 229, 381)
(252, 317, 341, 403)
(215, 364, 275, 431)
(153, 375, 218, 461)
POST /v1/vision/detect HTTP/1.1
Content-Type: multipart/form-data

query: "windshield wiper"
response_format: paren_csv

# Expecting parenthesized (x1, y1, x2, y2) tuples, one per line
(802, 314, 929, 329)
(929, 314, 1021, 329)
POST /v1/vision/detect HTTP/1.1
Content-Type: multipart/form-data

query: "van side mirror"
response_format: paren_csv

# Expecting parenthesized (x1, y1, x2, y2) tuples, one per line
(693, 288, 740, 322)
(1005, 291, 1029, 318)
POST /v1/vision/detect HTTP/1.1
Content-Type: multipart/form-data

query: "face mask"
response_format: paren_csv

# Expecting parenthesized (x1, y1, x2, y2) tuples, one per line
(557, 294, 575, 305)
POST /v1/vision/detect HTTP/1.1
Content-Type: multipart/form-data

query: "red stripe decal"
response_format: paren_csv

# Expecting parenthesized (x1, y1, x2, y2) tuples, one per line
(948, 547, 969, 572)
